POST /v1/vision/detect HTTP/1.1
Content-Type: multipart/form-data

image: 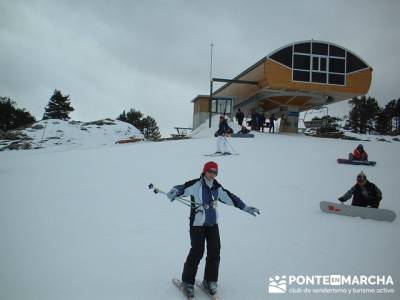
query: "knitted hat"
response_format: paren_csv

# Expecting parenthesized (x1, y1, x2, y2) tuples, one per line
(357, 171, 367, 179)
(203, 161, 218, 174)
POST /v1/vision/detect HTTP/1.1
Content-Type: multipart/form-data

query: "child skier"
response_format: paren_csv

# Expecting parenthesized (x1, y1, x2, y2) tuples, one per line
(214, 115, 232, 154)
(167, 161, 260, 298)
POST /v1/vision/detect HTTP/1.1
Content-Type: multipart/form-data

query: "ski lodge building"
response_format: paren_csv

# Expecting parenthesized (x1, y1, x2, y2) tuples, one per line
(191, 40, 372, 133)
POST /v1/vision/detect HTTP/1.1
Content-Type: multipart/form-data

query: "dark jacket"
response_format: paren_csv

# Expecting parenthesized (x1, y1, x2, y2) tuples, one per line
(217, 120, 231, 136)
(235, 111, 244, 122)
(340, 181, 382, 208)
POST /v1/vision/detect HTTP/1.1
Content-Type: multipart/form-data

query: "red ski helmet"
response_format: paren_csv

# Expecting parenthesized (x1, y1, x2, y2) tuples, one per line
(203, 161, 218, 174)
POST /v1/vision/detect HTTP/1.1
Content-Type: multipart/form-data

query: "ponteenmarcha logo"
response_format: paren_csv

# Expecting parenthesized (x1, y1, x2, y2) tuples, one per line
(267, 274, 395, 295)
(268, 275, 287, 293)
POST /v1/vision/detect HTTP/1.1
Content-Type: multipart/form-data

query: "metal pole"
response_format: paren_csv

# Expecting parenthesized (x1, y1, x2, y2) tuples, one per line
(209, 43, 214, 128)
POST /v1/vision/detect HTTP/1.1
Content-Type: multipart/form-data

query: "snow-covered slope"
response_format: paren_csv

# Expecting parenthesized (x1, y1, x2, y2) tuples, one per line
(0, 130, 399, 299)
(0, 118, 143, 151)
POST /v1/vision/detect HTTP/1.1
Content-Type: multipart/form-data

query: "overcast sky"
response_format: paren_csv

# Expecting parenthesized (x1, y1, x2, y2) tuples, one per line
(1, 0, 400, 135)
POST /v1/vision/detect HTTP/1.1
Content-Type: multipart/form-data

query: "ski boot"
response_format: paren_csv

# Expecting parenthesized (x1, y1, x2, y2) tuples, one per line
(202, 280, 218, 296)
(181, 282, 195, 298)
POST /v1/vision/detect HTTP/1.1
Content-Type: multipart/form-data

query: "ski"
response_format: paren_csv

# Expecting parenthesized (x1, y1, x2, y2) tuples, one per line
(195, 280, 220, 300)
(320, 201, 396, 222)
(204, 153, 239, 157)
(172, 278, 195, 300)
(337, 158, 376, 166)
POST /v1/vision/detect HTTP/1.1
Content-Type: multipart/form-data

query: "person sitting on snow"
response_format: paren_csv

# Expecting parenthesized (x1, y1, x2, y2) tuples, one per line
(338, 171, 382, 208)
(349, 144, 368, 161)
(237, 125, 250, 135)
(166, 161, 260, 298)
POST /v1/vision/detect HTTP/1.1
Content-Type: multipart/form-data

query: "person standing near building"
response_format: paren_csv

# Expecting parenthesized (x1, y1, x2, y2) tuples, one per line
(260, 112, 266, 132)
(235, 109, 244, 126)
(269, 113, 276, 133)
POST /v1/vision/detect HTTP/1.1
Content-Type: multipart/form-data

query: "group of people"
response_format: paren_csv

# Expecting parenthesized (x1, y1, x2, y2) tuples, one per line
(164, 120, 383, 299)
(235, 109, 277, 133)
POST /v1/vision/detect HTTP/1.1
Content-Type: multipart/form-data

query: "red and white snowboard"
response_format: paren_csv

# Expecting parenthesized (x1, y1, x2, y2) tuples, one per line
(320, 201, 396, 222)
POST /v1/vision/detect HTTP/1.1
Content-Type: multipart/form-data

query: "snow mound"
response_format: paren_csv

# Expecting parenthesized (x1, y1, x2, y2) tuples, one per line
(1, 118, 143, 151)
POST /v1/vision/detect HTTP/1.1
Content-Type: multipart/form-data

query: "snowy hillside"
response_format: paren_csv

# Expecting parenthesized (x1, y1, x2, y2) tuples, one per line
(1, 124, 399, 299)
(0, 118, 143, 151)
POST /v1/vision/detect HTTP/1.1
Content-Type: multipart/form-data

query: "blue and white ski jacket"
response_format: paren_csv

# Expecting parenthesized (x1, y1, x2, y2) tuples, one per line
(171, 176, 246, 226)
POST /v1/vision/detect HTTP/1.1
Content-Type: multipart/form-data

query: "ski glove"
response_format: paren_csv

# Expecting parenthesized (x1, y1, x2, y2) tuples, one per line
(167, 188, 179, 201)
(338, 197, 346, 202)
(243, 206, 260, 217)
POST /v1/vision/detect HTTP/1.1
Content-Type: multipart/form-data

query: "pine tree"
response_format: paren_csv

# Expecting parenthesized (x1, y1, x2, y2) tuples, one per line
(0, 96, 36, 131)
(117, 108, 161, 140)
(394, 99, 400, 134)
(141, 116, 161, 140)
(126, 109, 144, 130)
(43, 90, 74, 120)
(117, 110, 127, 123)
(348, 96, 380, 134)
(375, 109, 391, 134)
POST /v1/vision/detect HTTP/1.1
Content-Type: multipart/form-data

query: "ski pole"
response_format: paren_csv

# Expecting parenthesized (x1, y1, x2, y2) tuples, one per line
(223, 135, 238, 154)
(148, 184, 207, 208)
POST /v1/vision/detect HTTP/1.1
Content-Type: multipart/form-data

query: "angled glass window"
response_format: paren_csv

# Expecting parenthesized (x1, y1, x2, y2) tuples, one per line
(312, 43, 328, 55)
(329, 45, 345, 57)
(312, 57, 319, 70)
(346, 52, 368, 73)
(212, 99, 232, 113)
(269, 46, 293, 67)
(320, 58, 327, 71)
(329, 58, 345, 73)
(294, 54, 310, 70)
(293, 70, 310, 81)
(312, 72, 327, 83)
(294, 42, 311, 54)
(328, 74, 345, 85)
(288, 41, 368, 86)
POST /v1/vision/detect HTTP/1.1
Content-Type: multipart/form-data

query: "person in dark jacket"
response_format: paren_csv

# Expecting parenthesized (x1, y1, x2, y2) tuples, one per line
(167, 161, 260, 298)
(348, 144, 368, 161)
(215, 115, 232, 154)
(338, 171, 382, 208)
(260, 113, 266, 132)
(269, 113, 276, 133)
(235, 109, 244, 126)
(250, 111, 257, 130)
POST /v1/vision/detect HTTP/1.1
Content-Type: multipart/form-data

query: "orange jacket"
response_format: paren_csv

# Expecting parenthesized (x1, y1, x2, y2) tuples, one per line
(353, 148, 368, 160)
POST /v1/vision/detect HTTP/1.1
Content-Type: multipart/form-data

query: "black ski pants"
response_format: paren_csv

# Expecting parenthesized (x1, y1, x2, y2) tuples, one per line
(182, 225, 221, 284)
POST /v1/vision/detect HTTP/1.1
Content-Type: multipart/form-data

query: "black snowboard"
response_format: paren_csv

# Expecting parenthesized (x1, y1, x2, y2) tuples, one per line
(337, 158, 376, 166)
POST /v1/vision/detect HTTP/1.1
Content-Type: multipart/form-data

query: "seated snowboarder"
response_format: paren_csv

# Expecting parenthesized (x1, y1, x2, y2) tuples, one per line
(349, 144, 368, 161)
(338, 171, 382, 208)
(237, 125, 250, 135)
(167, 161, 260, 298)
